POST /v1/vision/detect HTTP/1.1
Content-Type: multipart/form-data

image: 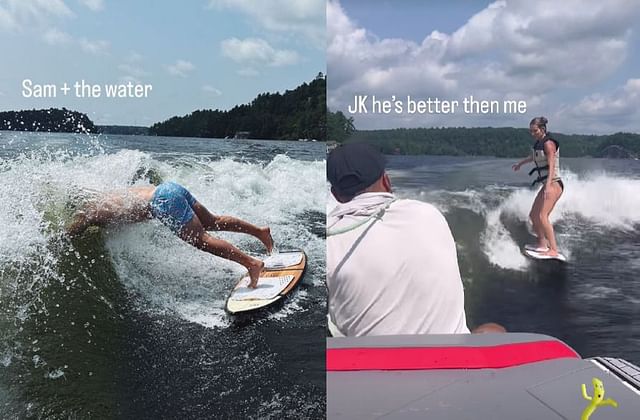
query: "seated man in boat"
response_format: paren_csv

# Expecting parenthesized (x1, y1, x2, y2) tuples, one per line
(67, 181, 273, 288)
(326, 142, 503, 336)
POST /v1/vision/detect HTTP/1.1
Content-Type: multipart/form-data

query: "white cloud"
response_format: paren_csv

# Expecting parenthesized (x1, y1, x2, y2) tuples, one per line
(42, 29, 115, 58)
(327, 0, 640, 130)
(556, 78, 640, 134)
(208, 0, 324, 47)
(167, 60, 195, 77)
(79, 38, 109, 54)
(0, 7, 17, 30)
(118, 53, 148, 83)
(1, 1, 111, 57)
(0, 0, 73, 31)
(203, 85, 222, 96)
(327, 0, 453, 124)
(118, 63, 149, 79)
(441, 0, 632, 90)
(43, 27, 71, 45)
(221, 37, 299, 68)
(78, 0, 103, 12)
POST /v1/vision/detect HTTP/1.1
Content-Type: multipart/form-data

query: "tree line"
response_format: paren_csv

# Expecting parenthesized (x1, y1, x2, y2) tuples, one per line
(1, 75, 327, 140)
(97, 125, 149, 135)
(0, 108, 97, 133)
(149, 74, 327, 140)
(340, 126, 640, 158)
(327, 109, 355, 143)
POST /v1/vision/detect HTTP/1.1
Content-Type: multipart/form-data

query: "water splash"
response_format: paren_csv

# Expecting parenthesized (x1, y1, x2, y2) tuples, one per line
(103, 154, 325, 328)
(398, 170, 640, 271)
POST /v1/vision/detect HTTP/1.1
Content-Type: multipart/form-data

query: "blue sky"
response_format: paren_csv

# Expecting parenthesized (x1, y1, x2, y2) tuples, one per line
(342, 1, 488, 40)
(0, 0, 325, 126)
(328, 0, 640, 134)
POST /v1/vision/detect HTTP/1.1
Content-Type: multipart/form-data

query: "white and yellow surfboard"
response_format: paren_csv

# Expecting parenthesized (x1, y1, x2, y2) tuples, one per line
(225, 250, 307, 314)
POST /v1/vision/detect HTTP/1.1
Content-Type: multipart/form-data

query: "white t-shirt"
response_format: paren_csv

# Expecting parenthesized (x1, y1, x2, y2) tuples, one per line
(327, 192, 469, 336)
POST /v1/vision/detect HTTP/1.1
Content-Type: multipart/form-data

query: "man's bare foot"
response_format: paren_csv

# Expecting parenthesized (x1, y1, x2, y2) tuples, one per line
(257, 227, 274, 255)
(247, 258, 265, 288)
(541, 249, 559, 257)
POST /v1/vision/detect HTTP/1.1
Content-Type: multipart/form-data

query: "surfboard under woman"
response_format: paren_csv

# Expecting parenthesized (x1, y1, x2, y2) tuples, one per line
(512, 116, 564, 258)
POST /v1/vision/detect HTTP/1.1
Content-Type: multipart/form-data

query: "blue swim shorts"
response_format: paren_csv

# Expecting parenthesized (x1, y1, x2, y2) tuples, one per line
(149, 182, 197, 233)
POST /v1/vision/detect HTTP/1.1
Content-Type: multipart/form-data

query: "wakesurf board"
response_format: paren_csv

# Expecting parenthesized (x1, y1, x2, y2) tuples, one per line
(523, 247, 567, 262)
(225, 250, 307, 314)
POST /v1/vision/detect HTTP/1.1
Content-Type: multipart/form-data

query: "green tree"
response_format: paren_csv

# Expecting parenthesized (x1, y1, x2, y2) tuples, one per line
(149, 75, 327, 141)
(0, 108, 97, 133)
(327, 109, 355, 143)
(345, 127, 640, 157)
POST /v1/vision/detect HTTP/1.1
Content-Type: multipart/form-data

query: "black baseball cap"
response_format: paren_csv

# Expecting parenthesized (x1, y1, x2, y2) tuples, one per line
(327, 142, 385, 196)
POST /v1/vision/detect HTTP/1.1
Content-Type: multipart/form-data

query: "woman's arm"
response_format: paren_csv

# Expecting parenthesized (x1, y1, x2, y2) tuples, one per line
(512, 155, 533, 171)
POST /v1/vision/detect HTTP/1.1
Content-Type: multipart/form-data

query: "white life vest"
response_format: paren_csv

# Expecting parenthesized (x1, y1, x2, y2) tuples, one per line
(529, 137, 561, 186)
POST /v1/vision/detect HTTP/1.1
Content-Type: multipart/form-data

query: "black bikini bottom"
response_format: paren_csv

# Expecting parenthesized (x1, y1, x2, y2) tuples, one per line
(540, 179, 564, 191)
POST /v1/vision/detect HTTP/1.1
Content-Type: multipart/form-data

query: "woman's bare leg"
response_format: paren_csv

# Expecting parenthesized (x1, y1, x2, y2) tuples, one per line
(191, 201, 274, 254)
(179, 215, 265, 288)
(538, 183, 563, 256)
(529, 189, 547, 249)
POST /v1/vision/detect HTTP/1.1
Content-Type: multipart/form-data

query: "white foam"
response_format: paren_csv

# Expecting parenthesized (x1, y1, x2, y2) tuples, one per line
(497, 172, 640, 230)
(105, 223, 237, 328)
(0, 148, 153, 266)
(46, 368, 65, 379)
(175, 301, 230, 329)
(104, 154, 325, 327)
(1, 351, 12, 367)
(428, 188, 492, 215)
(558, 172, 640, 230)
(473, 171, 636, 270)
(482, 203, 529, 270)
(267, 289, 309, 321)
(0, 141, 324, 329)
(576, 285, 620, 300)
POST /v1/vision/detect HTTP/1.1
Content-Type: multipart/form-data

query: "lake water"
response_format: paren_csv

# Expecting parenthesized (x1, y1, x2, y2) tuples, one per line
(385, 154, 640, 363)
(0, 131, 326, 418)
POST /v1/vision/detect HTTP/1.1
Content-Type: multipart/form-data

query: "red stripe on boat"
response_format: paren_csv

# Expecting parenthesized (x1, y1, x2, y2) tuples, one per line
(326, 341, 580, 371)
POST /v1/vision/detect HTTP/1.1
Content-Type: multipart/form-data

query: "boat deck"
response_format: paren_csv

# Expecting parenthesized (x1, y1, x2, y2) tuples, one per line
(327, 333, 640, 419)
